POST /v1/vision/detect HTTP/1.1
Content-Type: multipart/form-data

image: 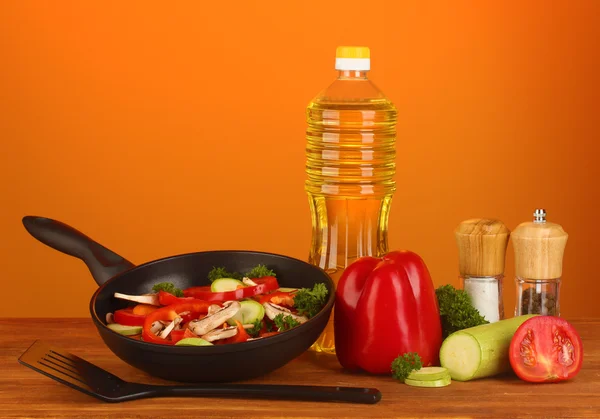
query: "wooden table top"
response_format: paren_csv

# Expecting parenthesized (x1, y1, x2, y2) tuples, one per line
(1, 317, 598, 418)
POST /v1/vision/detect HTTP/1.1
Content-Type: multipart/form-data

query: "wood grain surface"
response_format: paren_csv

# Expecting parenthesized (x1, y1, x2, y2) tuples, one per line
(1, 318, 598, 419)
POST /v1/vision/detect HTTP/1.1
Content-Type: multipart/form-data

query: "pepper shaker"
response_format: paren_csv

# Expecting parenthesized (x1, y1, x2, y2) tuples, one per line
(512, 209, 568, 316)
(454, 218, 510, 323)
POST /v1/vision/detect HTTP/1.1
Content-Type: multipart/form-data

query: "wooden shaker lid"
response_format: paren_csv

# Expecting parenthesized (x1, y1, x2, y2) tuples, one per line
(454, 218, 510, 277)
(512, 209, 568, 279)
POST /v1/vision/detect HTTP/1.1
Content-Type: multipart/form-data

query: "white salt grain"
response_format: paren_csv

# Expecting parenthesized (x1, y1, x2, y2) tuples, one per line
(463, 277, 500, 323)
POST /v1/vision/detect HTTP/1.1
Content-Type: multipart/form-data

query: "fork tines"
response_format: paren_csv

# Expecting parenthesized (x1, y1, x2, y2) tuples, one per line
(18, 340, 107, 399)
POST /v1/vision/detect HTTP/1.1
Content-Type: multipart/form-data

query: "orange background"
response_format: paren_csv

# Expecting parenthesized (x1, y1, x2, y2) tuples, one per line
(1, 1, 598, 318)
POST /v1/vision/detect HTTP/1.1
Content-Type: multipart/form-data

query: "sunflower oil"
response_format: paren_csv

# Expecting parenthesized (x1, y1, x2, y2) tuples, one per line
(305, 46, 397, 354)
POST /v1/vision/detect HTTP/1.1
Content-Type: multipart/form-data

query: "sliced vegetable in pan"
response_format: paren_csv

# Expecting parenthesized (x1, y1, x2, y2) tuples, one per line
(106, 264, 329, 346)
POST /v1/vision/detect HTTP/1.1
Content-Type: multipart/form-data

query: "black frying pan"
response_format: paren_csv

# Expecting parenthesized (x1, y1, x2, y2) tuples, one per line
(22, 216, 335, 383)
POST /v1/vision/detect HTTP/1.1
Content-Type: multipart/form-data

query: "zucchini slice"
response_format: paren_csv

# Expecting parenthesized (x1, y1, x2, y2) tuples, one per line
(227, 299, 265, 326)
(211, 278, 245, 292)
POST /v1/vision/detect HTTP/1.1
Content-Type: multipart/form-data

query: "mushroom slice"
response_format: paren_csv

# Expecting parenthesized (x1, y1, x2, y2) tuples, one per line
(150, 321, 164, 335)
(242, 277, 258, 287)
(263, 302, 308, 324)
(113, 292, 160, 306)
(188, 301, 241, 336)
(207, 304, 222, 315)
(158, 317, 182, 339)
(105, 313, 115, 324)
(201, 326, 238, 342)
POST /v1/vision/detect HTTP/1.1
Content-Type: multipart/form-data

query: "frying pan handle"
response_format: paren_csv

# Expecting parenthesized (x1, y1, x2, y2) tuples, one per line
(22, 216, 135, 286)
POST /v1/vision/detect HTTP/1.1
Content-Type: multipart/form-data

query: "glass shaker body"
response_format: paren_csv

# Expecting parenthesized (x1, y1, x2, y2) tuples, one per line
(460, 274, 504, 323)
(515, 276, 561, 316)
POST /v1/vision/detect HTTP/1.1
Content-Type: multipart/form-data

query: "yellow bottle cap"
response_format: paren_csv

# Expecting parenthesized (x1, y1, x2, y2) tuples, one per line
(336, 46, 371, 59)
(335, 46, 371, 71)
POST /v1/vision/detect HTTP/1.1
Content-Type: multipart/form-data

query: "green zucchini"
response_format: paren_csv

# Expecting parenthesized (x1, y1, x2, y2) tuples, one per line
(405, 376, 451, 388)
(107, 323, 143, 336)
(211, 278, 245, 292)
(175, 338, 213, 346)
(406, 367, 450, 382)
(439, 314, 537, 381)
(227, 299, 265, 326)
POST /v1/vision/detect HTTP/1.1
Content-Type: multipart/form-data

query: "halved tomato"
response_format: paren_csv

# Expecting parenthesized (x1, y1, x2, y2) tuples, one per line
(509, 316, 583, 383)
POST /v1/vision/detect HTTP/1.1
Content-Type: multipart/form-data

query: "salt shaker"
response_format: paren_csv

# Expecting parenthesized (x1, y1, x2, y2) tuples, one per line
(454, 218, 510, 323)
(512, 209, 568, 316)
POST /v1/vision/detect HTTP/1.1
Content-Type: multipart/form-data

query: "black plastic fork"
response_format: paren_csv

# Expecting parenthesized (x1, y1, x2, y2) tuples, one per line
(17, 340, 382, 404)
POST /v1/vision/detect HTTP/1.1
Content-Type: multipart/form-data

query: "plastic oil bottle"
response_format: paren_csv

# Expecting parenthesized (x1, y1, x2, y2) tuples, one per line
(305, 46, 397, 353)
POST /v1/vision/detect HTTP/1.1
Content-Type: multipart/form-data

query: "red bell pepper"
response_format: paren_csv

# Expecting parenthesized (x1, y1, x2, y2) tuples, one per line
(334, 250, 443, 374)
(132, 304, 159, 315)
(217, 320, 249, 345)
(257, 290, 296, 307)
(113, 308, 147, 326)
(183, 277, 279, 301)
(170, 328, 197, 344)
(142, 300, 212, 345)
(158, 290, 193, 306)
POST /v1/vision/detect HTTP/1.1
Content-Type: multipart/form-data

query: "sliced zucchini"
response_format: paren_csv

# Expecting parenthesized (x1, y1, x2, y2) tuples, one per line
(211, 278, 245, 292)
(405, 376, 451, 388)
(107, 323, 143, 336)
(227, 299, 265, 326)
(407, 367, 450, 382)
(175, 338, 213, 346)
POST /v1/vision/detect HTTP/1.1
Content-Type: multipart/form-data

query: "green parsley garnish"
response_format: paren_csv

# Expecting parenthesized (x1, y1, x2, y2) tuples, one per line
(435, 284, 489, 338)
(245, 264, 276, 279)
(293, 283, 328, 318)
(273, 314, 301, 331)
(151, 282, 183, 297)
(246, 319, 263, 338)
(391, 353, 423, 382)
(207, 267, 242, 282)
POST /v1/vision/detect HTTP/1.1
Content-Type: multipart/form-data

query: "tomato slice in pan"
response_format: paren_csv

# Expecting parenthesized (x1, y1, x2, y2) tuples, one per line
(183, 277, 279, 301)
(509, 316, 584, 383)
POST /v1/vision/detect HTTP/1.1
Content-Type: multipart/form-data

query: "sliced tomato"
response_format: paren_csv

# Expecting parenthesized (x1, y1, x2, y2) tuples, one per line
(509, 316, 584, 383)
(183, 276, 279, 301)
(113, 308, 147, 326)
